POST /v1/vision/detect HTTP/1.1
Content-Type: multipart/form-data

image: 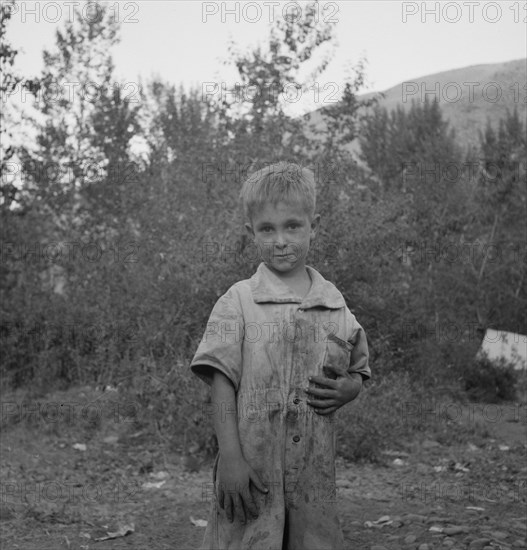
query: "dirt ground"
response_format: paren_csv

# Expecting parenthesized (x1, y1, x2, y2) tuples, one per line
(0, 386, 525, 550)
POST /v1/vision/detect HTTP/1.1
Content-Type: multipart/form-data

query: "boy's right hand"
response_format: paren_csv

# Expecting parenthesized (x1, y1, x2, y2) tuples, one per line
(216, 455, 268, 524)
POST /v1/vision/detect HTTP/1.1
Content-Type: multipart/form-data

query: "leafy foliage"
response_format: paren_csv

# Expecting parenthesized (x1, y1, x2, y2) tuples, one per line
(462, 354, 519, 403)
(1, 1, 525, 461)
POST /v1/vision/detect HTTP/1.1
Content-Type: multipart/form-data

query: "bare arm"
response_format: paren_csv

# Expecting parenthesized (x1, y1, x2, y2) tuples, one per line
(211, 370, 244, 460)
(211, 370, 268, 523)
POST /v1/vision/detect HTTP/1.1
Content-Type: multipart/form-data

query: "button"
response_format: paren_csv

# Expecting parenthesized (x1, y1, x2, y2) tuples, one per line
(293, 398, 300, 405)
(292, 435, 300, 443)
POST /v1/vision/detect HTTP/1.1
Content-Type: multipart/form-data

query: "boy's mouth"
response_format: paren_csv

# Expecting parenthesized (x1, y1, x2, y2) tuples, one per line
(273, 249, 302, 259)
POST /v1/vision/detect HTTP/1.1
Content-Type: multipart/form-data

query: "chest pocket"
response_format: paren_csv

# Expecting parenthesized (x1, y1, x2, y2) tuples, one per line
(322, 332, 353, 378)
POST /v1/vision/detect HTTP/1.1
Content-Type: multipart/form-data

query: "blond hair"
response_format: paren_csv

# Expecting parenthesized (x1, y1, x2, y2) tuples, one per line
(240, 162, 316, 222)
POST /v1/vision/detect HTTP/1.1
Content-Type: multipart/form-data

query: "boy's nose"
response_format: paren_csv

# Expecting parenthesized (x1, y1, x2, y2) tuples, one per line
(274, 233, 287, 247)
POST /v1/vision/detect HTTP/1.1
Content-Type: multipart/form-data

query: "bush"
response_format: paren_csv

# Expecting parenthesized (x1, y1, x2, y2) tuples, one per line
(336, 371, 418, 462)
(462, 353, 519, 403)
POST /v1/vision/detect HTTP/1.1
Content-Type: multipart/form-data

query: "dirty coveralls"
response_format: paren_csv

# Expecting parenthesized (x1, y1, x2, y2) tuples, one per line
(191, 262, 370, 550)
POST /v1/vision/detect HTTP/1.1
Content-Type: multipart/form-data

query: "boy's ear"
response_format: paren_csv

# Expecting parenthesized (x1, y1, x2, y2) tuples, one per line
(245, 222, 255, 239)
(310, 214, 321, 238)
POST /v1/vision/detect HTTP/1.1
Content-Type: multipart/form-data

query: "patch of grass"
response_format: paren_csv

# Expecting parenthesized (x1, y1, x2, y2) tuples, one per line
(4, 349, 520, 468)
(335, 369, 502, 462)
(112, 357, 217, 458)
(336, 371, 417, 462)
(462, 354, 519, 403)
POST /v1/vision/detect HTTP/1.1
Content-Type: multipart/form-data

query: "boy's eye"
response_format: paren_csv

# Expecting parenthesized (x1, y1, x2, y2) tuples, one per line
(261, 227, 273, 233)
(288, 223, 300, 230)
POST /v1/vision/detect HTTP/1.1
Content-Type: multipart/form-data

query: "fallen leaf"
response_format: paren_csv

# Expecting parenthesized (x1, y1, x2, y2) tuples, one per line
(381, 450, 410, 457)
(95, 522, 135, 541)
(373, 515, 392, 525)
(142, 480, 166, 489)
(149, 471, 169, 480)
(190, 516, 208, 527)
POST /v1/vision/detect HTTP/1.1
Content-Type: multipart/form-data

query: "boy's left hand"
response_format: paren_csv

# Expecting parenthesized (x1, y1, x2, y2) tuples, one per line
(304, 371, 362, 415)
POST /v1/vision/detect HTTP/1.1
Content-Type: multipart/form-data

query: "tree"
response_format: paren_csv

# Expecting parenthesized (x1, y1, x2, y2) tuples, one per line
(84, 75, 141, 223)
(468, 108, 527, 331)
(0, 0, 28, 209)
(360, 98, 460, 195)
(20, 0, 139, 229)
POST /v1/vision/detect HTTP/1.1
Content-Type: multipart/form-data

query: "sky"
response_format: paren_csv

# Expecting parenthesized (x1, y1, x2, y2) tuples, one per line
(5, 0, 527, 115)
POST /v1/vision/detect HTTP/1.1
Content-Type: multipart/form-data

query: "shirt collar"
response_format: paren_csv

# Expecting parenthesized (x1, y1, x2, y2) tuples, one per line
(250, 262, 346, 309)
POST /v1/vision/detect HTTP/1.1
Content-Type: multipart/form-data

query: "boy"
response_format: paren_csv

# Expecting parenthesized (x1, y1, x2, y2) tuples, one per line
(191, 162, 370, 549)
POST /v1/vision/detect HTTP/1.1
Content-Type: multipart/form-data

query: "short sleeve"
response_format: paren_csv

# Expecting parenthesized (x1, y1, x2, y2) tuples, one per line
(190, 287, 244, 391)
(348, 314, 371, 381)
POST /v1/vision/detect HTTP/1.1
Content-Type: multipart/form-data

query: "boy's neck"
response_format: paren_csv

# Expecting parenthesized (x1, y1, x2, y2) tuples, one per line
(267, 263, 312, 299)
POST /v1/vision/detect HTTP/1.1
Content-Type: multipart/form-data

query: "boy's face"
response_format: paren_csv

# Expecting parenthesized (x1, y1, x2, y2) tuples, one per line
(245, 200, 320, 276)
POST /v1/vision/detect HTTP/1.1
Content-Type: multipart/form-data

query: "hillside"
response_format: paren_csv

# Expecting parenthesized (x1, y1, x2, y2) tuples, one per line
(307, 58, 526, 152)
